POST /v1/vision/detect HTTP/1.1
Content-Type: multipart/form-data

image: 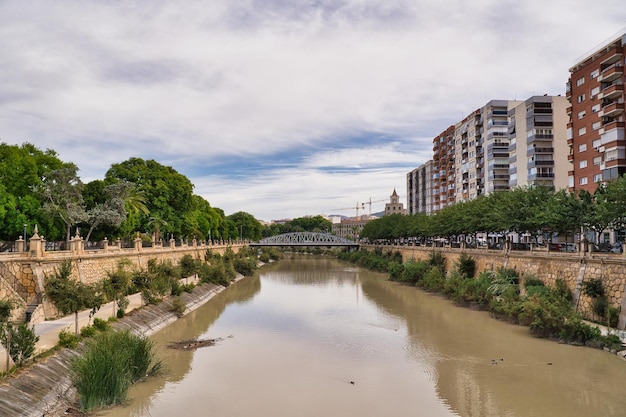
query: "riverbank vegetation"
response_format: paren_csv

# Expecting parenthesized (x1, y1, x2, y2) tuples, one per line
(341, 249, 623, 352)
(72, 329, 162, 412)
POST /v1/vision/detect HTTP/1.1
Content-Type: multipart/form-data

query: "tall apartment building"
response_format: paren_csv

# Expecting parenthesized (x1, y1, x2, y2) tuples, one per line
(482, 100, 524, 194)
(432, 125, 456, 211)
(567, 32, 626, 191)
(454, 109, 483, 202)
(508, 95, 570, 189)
(406, 160, 433, 215)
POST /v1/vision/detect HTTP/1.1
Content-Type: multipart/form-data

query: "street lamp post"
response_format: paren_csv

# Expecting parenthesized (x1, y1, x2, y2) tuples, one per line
(239, 225, 243, 241)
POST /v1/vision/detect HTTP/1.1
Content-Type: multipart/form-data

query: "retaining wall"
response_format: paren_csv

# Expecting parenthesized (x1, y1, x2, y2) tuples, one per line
(366, 245, 626, 329)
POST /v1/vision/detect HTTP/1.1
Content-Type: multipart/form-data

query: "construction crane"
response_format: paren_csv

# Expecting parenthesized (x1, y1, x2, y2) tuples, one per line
(331, 202, 362, 218)
(361, 198, 386, 217)
(331, 198, 387, 218)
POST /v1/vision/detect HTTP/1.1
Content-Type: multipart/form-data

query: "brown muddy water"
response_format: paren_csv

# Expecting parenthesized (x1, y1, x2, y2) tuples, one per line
(100, 256, 626, 417)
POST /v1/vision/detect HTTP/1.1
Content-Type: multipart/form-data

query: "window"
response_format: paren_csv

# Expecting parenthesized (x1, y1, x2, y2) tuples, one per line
(578, 143, 587, 152)
(594, 173, 602, 183)
(577, 94, 585, 103)
(576, 77, 585, 86)
(606, 149, 619, 161)
(578, 110, 586, 119)
(590, 86, 600, 97)
(592, 139, 602, 148)
(578, 127, 587, 136)
(579, 160, 587, 169)
(591, 69, 600, 79)
(592, 103, 601, 113)
(580, 177, 588, 185)
(592, 121, 601, 130)
(593, 156, 602, 165)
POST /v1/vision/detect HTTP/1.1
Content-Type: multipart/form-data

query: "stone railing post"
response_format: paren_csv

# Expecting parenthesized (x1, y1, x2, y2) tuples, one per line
(193, 238, 197, 248)
(116, 238, 122, 250)
(102, 237, 109, 253)
(28, 225, 45, 258)
(170, 238, 176, 249)
(15, 236, 25, 253)
(134, 236, 142, 252)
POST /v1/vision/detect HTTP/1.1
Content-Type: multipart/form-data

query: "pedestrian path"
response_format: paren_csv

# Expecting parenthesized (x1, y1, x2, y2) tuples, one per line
(1, 292, 145, 371)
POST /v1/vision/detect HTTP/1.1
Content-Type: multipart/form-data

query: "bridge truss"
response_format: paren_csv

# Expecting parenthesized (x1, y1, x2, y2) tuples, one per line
(251, 232, 358, 247)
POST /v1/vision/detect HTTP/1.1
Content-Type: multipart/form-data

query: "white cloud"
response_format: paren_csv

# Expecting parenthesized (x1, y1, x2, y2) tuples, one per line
(1, 0, 625, 221)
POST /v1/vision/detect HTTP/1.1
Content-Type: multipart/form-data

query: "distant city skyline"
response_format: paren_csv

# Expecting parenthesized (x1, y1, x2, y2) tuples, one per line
(1, 1, 625, 221)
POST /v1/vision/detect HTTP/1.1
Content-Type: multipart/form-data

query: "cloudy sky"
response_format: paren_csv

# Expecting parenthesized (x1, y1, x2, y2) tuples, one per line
(1, 1, 625, 221)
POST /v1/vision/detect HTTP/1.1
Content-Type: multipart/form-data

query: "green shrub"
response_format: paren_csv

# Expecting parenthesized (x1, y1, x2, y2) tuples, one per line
(592, 296, 608, 319)
(456, 253, 476, 278)
(80, 326, 97, 338)
(72, 330, 162, 411)
(170, 297, 186, 318)
(233, 256, 258, 276)
(92, 318, 109, 332)
(523, 277, 545, 288)
(387, 261, 404, 281)
(581, 279, 604, 298)
(607, 306, 620, 328)
(0, 323, 39, 366)
(400, 260, 430, 285)
(179, 254, 198, 278)
(259, 252, 270, 263)
(428, 251, 446, 273)
(418, 267, 445, 292)
(58, 329, 80, 349)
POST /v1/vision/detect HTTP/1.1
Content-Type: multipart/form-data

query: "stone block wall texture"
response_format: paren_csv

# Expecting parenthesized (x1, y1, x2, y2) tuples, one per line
(0, 244, 240, 323)
(369, 245, 626, 329)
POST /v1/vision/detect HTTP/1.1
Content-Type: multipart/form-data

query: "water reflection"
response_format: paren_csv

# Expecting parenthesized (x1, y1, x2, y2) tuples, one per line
(101, 255, 626, 417)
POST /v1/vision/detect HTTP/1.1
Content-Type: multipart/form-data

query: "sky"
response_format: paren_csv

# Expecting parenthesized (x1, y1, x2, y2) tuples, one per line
(1, 1, 625, 222)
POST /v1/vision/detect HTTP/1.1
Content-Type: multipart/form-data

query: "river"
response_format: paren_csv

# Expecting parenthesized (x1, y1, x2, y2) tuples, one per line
(101, 255, 626, 417)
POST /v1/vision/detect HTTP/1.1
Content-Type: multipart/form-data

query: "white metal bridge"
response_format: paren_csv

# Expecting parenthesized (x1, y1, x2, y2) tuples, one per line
(250, 232, 358, 247)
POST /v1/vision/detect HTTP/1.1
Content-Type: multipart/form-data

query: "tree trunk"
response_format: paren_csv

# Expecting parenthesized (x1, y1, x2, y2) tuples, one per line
(74, 311, 79, 335)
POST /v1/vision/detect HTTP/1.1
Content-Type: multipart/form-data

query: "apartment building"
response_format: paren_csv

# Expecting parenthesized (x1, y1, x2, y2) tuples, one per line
(508, 95, 570, 189)
(432, 125, 456, 211)
(567, 32, 626, 191)
(406, 160, 433, 215)
(454, 109, 483, 202)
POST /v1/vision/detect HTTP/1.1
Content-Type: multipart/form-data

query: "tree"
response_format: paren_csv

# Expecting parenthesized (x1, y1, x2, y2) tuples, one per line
(227, 211, 264, 241)
(38, 166, 88, 246)
(0, 323, 39, 366)
(82, 181, 141, 242)
(45, 260, 103, 335)
(0, 142, 68, 240)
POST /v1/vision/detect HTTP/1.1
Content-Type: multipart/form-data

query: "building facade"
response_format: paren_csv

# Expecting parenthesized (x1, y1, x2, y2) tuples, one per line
(432, 125, 456, 211)
(508, 95, 570, 189)
(406, 160, 433, 215)
(567, 32, 626, 192)
(384, 188, 406, 216)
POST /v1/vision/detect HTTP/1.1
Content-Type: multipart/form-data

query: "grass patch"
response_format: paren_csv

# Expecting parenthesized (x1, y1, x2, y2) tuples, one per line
(72, 329, 162, 412)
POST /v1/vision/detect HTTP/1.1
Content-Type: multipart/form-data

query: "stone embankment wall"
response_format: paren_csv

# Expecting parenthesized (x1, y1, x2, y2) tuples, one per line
(365, 245, 626, 329)
(0, 243, 244, 323)
(0, 280, 233, 417)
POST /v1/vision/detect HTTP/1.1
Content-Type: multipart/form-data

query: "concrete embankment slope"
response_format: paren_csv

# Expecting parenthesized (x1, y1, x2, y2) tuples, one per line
(0, 280, 236, 417)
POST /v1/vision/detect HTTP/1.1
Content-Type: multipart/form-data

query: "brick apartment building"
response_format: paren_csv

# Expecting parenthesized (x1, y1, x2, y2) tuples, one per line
(567, 32, 626, 191)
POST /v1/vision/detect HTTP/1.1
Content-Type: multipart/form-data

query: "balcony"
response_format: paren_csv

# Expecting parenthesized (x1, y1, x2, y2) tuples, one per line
(567, 138, 574, 146)
(598, 64, 624, 83)
(568, 153, 574, 162)
(601, 120, 625, 133)
(599, 101, 625, 118)
(600, 46, 623, 68)
(566, 106, 572, 115)
(598, 83, 624, 100)
(528, 173, 555, 181)
(527, 147, 554, 157)
(528, 160, 554, 169)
